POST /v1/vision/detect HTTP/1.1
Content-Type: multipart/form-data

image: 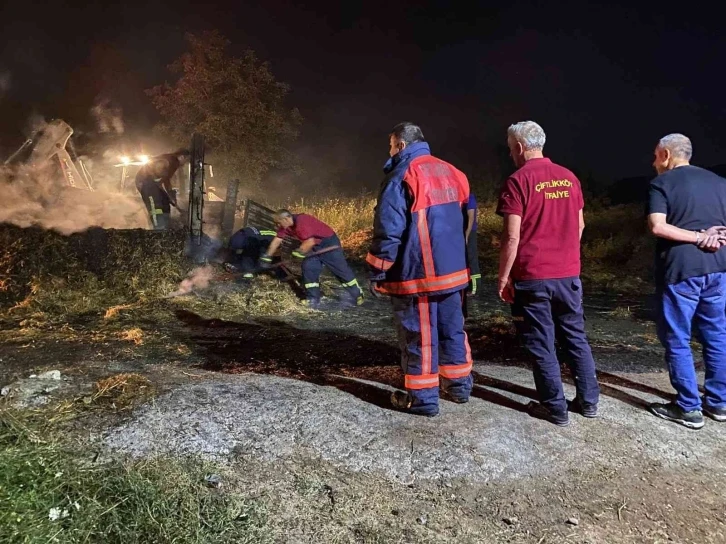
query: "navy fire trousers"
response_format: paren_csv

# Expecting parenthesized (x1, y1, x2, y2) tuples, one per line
(301, 236, 361, 302)
(392, 291, 473, 415)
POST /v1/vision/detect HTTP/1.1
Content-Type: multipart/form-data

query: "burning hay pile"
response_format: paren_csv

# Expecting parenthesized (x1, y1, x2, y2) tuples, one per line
(175, 271, 316, 318)
(0, 223, 341, 324)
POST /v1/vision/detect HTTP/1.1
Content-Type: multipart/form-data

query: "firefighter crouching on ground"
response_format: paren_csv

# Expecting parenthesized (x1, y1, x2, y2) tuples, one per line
(367, 122, 473, 417)
(259, 210, 363, 308)
(225, 226, 280, 280)
(135, 149, 190, 230)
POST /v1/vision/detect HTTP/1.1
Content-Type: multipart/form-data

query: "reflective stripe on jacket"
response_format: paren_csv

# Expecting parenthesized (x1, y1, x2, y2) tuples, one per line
(367, 142, 470, 296)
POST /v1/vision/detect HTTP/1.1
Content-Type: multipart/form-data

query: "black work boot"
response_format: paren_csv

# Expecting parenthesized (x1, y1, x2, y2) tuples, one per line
(527, 401, 570, 426)
(649, 402, 704, 429)
(440, 374, 473, 404)
(568, 397, 598, 418)
(390, 391, 439, 417)
(703, 404, 726, 422)
(440, 389, 470, 404)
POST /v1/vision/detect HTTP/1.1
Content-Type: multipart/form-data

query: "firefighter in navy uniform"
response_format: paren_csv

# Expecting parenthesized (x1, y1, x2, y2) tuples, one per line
(135, 149, 189, 230)
(225, 226, 280, 279)
(259, 210, 363, 308)
(367, 122, 474, 417)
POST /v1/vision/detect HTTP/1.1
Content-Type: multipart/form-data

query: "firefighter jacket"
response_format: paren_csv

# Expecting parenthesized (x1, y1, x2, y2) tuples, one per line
(229, 226, 277, 256)
(366, 142, 470, 297)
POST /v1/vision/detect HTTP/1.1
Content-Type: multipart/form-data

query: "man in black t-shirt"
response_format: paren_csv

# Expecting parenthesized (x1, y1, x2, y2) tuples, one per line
(646, 133, 726, 428)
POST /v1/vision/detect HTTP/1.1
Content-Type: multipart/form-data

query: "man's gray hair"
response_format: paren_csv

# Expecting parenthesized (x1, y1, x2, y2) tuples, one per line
(658, 133, 692, 160)
(507, 121, 546, 151)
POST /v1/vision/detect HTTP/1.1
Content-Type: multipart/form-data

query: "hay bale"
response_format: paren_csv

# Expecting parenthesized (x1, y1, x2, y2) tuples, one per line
(0, 224, 187, 315)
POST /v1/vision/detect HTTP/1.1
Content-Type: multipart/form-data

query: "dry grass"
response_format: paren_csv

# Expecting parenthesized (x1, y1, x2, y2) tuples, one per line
(119, 328, 144, 345)
(608, 306, 634, 320)
(104, 302, 142, 320)
(292, 196, 377, 238)
(0, 225, 186, 319)
(0, 197, 654, 328)
(92, 373, 155, 409)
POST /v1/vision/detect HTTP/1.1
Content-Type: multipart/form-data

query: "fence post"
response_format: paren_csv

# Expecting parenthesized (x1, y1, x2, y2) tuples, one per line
(221, 179, 240, 241)
(188, 133, 205, 245)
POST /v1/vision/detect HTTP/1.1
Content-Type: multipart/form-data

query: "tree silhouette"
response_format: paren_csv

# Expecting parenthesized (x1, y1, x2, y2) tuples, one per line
(147, 30, 302, 189)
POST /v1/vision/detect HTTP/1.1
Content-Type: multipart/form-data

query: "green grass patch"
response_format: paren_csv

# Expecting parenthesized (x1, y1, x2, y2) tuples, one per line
(0, 410, 270, 544)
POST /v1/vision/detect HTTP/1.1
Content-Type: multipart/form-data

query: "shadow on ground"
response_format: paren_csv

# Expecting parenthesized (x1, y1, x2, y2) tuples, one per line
(175, 309, 401, 411)
(175, 308, 673, 418)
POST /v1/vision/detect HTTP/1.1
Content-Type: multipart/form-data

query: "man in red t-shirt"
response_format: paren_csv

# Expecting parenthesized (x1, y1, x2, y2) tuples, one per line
(496, 120, 599, 426)
(260, 209, 363, 308)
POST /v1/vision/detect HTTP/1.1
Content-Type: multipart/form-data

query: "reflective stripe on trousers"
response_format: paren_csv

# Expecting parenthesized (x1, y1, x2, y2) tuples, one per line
(391, 290, 473, 409)
(148, 196, 164, 227)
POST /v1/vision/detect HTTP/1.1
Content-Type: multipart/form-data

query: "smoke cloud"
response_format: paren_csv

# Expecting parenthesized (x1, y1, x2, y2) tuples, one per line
(0, 166, 150, 234)
(0, 115, 159, 234)
(91, 97, 124, 134)
(165, 265, 215, 298)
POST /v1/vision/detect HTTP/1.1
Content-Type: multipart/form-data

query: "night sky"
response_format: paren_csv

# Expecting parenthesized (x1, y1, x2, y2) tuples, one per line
(1, 0, 724, 194)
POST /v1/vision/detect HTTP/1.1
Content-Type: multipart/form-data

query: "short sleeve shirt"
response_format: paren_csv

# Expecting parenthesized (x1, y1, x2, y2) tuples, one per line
(276, 213, 336, 243)
(496, 157, 584, 280)
(647, 165, 726, 286)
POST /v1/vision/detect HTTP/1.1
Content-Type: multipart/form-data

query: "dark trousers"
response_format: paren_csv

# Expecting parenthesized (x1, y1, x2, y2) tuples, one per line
(392, 291, 473, 414)
(512, 277, 600, 414)
(466, 231, 481, 295)
(301, 245, 360, 302)
(232, 252, 284, 279)
(228, 235, 274, 278)
(137, 180, 170, 230)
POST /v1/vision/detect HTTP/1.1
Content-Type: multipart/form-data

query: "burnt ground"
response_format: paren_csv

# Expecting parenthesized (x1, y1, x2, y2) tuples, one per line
(2, 275, 726, 543)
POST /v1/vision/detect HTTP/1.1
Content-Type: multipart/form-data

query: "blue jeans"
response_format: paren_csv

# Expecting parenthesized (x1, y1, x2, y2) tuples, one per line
(512, 277, 600, 414)
(657, 273, 726, 412)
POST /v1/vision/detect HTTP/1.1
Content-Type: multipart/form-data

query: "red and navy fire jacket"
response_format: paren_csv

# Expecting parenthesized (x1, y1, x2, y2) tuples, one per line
(366, 142, 470, 296)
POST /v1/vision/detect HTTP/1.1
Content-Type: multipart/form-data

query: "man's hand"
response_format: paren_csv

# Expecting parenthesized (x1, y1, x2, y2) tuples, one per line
(498, 277, 514, 303)
(697, 226, 726, 252)
(368, 280, 386, 299)
(698, 234, 724, 252)
(701, 226, 726, 238)
(258, 255, 273, 269)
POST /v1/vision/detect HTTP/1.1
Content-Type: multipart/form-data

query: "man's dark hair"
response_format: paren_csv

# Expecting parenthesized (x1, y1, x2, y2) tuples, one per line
(173, 148, 191, 157)
(390, 122, 425, 145)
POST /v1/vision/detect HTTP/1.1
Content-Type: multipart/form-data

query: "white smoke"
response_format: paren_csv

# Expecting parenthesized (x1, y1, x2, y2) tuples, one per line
(91, 97, 124, 134)
(25, 112, 47, 137)
(165, 266, 215, 298)
(0, 166, 149, 234)
(0, 113, 152, 234)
